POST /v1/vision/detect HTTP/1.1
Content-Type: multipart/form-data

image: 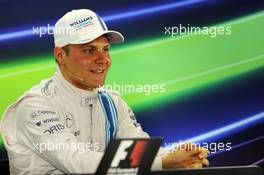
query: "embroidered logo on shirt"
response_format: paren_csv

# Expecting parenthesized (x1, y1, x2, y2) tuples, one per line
(35, 118, 60, 126)
(64, 111, 80, 137)
(43, 124, 65, 135)
(30, 110, 56, 118)
(65, 112, 74, 128)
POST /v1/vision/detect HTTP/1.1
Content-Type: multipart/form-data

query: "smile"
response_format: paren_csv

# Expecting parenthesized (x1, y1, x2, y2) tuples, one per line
(90, 69, 105, 74)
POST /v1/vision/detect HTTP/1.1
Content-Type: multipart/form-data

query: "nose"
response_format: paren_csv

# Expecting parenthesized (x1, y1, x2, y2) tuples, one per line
(95, 51, 108, 65)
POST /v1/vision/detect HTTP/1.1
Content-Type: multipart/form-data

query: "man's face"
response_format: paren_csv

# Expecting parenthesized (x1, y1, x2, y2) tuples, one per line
(58, 35, 111, 90)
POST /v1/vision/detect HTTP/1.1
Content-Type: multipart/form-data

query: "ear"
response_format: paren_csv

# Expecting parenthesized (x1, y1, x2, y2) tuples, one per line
(54, 47, 65, 65)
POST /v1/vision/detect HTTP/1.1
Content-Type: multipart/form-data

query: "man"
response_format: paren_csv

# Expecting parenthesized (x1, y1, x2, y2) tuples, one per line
(0, 9, 209, 174)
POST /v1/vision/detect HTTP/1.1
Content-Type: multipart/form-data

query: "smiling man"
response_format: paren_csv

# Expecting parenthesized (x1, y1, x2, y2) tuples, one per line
(0, 9, 209, 174)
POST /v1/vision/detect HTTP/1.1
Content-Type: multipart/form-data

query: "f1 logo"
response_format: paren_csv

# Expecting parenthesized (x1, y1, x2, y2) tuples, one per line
(111, 140, 133, 167)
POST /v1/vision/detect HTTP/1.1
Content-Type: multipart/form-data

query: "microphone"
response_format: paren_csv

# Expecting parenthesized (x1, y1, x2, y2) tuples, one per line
(62, 65, 85, 82)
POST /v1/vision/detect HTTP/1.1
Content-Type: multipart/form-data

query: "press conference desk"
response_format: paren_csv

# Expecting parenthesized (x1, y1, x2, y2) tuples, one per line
(0, 160, 263, 175)
(151, 166, 263, 175)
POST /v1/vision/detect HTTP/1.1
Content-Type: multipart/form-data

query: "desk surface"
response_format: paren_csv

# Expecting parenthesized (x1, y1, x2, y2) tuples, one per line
(0, 160, 263, 175)
(151, 166, 263, 175)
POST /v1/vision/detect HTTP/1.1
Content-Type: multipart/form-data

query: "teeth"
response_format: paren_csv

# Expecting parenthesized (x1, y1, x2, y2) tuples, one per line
(91, 69, 104, 73)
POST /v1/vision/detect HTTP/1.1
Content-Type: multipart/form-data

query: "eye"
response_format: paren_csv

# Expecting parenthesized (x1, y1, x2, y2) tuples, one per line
(103, 47, 110, 52)
(83, 48, 95, 54)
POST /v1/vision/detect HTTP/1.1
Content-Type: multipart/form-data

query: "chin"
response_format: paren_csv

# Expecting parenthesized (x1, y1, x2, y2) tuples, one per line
(93, 81, 105, 88)
(85, 77, 105, 88)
